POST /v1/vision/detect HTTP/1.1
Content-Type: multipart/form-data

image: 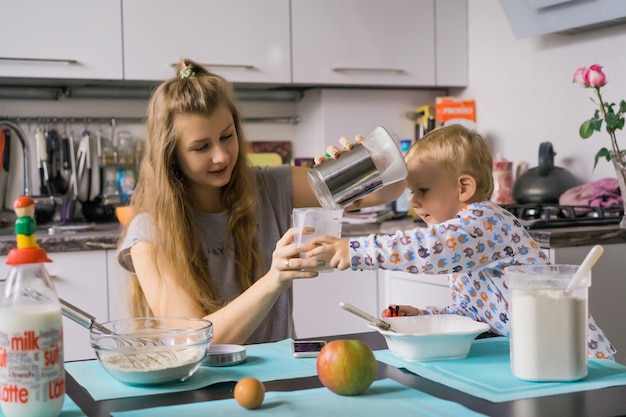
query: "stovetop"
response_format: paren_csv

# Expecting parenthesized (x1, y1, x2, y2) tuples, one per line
(502, 203, 624, 229)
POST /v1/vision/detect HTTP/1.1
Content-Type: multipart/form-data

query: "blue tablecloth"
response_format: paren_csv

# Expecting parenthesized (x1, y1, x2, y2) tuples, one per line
(110, 378, 488, 417)
(375, 337, 626, 402)
(65, 339, 317, 401)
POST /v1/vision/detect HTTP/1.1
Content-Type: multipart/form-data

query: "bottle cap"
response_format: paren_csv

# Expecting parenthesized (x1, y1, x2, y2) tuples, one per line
(7, 247, 52, 265)
(6, 196, 53, 265)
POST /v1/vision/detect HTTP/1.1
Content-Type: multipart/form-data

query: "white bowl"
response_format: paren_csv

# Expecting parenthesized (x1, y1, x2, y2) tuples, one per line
(368, 315, 490, 362)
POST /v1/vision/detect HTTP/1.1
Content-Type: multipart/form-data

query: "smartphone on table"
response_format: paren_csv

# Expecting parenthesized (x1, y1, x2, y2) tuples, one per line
(291, 340, 327, 358)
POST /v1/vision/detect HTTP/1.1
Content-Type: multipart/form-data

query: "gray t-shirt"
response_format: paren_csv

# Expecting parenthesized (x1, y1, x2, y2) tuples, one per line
(118, 165, 295, 344)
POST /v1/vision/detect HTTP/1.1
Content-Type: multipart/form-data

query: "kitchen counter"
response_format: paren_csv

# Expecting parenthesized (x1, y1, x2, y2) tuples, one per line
(344, 218, 626, 249)
(0, 222, 121, 256)
(1, 219, 626, 256)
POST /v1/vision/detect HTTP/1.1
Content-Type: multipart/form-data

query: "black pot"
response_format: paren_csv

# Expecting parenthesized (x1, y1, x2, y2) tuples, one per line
(512, 142, 583, 204)
(81, 196, 116, 222)
(33, 195, 57, 224)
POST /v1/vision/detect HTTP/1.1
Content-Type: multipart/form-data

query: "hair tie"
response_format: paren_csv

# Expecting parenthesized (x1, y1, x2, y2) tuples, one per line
(179, 63, 195, 80)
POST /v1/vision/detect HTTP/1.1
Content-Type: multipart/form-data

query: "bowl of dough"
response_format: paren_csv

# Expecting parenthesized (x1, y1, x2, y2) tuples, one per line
(368, 315, 490, 362)
(91, 317, 213, 385)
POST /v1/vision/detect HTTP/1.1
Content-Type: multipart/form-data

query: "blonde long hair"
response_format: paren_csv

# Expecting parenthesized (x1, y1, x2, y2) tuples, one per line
(124, 59, 262, 317)
(405, 124, 494, 201)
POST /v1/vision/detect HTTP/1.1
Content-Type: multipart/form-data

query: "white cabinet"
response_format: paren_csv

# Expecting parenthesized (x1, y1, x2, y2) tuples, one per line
(292, 269, 379, 338)
(0, 251, 109, 361)
(379, 270, 449, 311)
(0, 1, 123, 80)
(291, 0, 467, 87)
(122, 0, 291, 83)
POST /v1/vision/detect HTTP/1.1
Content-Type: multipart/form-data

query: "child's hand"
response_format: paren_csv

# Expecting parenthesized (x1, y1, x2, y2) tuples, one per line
(306, 235, 351, 270)
(313, 135, 365, 165)
(382, 304, 420, 317)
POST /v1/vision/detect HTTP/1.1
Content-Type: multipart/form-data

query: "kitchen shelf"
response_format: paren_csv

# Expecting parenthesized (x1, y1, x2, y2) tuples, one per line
(0, 115, 301, 127)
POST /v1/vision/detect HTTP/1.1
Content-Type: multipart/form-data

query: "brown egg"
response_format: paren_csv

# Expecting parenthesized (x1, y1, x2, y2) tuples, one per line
(234, 377, 265, 409)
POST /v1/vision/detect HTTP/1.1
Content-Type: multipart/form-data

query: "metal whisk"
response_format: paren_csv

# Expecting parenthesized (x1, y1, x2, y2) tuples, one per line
(59, 298, 176, 369)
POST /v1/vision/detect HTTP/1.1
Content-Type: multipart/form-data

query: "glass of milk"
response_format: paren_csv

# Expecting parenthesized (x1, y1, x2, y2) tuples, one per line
(292, 207, 343, 272)
(504, 265, 589, 382)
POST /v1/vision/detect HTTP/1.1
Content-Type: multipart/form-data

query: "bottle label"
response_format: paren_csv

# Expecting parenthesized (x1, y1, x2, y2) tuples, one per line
(0, 305, 64, 417)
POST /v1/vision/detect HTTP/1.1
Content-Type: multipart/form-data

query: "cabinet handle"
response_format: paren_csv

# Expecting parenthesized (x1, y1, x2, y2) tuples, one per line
(0, 57, 79, 64)
(332, 67, 406, 75)
(170, 63, 256, 70)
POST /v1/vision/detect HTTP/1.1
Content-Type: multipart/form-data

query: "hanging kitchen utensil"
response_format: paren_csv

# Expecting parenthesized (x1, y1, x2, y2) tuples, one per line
(48, 129, 68, 195)
(82, 127, 116, 222)
(76, 131, 91, 202)
(61, 135, 79, 224)
(512, 142, 583, 204)
(0, 129, 6, 211)
(35, 127, 53, 196)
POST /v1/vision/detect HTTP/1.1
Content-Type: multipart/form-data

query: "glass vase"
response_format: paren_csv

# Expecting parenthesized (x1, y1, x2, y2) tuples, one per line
(611, 151, 626, 229)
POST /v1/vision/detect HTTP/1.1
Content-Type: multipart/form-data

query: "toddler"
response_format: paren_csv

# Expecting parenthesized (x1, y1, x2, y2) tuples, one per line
(310, 124, 616, 359)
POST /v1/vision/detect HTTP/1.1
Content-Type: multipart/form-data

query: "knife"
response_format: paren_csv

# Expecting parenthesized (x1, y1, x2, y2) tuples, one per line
(339, 302, 397, 333)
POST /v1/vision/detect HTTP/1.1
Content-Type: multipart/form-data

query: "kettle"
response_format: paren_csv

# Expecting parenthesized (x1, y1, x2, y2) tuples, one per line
(512, 142, 583, 204)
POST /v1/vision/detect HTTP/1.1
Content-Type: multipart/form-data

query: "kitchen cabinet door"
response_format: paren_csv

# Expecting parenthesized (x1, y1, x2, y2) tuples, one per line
(0, 1, 123, 80)
(122, 0, 291, 83)
(435, 0, 468, 87)
(0, 251, 109, 361)
(379, 270, 449, 312)
(292, 269, 379, 338)
(291, 0, 436, 87)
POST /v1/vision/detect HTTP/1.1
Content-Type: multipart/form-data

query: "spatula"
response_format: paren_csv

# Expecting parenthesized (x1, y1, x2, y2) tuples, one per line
(339, 302, 397, 333)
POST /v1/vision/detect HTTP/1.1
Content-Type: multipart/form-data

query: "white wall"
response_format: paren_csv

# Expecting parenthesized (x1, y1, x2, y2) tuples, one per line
(460, 0, 626, 183)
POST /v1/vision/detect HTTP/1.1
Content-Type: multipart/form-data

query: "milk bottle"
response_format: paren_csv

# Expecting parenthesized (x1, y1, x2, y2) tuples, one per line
(0, 196, 64, 417)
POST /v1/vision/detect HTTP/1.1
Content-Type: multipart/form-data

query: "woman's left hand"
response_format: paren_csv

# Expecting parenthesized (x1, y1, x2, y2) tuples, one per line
(313, 135, 364, 165)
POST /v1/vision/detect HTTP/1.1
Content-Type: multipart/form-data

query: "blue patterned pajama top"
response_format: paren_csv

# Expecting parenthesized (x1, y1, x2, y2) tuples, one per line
(349, 201, 616, 359)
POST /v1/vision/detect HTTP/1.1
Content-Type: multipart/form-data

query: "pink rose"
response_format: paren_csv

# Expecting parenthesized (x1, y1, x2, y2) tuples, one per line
(572, 67, 587, 86)
(584, 64, 607, 88)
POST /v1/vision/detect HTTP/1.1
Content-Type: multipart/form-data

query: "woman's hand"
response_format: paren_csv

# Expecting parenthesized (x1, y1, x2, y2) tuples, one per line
(265, 227, 327, 292)
(306, 235, 351, 270)
(313, 135, 364, 165)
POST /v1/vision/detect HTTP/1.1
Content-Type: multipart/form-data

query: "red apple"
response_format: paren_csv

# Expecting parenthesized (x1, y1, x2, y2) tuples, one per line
(316, 339, 377, 395)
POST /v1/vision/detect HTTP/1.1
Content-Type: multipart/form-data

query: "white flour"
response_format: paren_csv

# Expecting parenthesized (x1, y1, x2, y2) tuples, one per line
(510, 289, 587, 381)
(99, 346, 206, 385)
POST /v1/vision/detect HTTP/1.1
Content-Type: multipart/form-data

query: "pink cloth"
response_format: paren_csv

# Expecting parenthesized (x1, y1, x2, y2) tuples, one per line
(559, 178, 623, 208)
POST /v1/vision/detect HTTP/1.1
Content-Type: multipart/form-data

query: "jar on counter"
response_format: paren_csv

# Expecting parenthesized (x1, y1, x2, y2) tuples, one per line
(491, 154, 515, 205)
(116, 131, 135, 164)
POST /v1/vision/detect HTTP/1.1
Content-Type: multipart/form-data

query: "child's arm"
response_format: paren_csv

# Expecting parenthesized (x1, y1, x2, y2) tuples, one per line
(306, 235, 351, 270)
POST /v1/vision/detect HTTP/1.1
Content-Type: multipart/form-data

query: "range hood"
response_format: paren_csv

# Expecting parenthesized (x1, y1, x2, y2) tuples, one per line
(499, 0, 626, 38)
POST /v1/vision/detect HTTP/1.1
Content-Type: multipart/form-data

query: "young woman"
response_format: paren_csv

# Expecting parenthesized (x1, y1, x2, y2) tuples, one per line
(118, 59, 401, 344)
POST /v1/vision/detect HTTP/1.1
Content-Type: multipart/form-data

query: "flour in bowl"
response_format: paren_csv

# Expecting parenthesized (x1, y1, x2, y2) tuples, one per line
(98, 346, 206, 385)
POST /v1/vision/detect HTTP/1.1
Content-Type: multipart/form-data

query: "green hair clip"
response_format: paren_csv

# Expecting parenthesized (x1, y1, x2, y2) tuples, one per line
(179, 64, 195, 80)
